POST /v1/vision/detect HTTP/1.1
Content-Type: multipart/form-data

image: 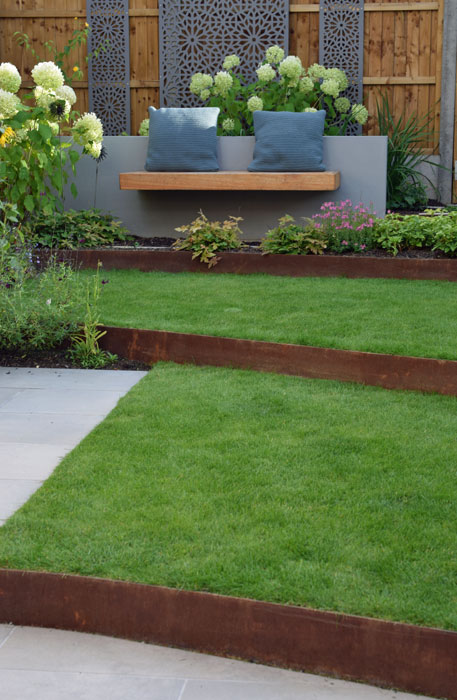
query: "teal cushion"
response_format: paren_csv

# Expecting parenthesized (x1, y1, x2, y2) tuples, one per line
(145, 107, 220, 172)
(248, 110, 326, 172)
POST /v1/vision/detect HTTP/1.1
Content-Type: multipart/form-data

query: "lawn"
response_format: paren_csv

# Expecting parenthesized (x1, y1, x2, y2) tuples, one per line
(91, 270, 457, 360)
(1, 362, 457, 630)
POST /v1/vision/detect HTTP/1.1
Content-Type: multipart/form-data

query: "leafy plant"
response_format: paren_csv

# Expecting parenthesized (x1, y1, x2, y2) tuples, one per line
(173, 211, 245, 267)
(376, 92, 439, 210)
(311, 200, 376, 253)
(0, 200, 34, 286)
(68, 263, 117, 368)
(25, 209, 131, 249)
(260, 214, 327, 255)
(373, 209, 457, 256)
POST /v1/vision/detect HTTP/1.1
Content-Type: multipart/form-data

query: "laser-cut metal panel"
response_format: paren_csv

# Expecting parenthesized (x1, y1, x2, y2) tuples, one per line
(159, 0, 289, 108)
(87, 0, 130, 135)
(319, 0, 364, 135)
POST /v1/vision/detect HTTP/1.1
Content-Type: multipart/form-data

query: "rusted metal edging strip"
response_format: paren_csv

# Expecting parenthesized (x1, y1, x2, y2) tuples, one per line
(0, 569, 456, 699)
(99, 326, 457, 396)
(51, 249, 457, 282)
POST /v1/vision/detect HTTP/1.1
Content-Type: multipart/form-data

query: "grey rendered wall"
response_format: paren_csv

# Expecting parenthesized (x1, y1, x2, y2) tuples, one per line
(65, 135, 387, 241)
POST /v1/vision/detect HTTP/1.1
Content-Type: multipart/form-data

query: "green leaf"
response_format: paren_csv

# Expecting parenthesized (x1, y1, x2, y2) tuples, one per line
(24, 194, 35, 212)
(39, 123, 53, 141)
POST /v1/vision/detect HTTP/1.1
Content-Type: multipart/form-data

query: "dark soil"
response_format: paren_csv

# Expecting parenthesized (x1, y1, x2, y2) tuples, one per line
(0, 347, 151, 371)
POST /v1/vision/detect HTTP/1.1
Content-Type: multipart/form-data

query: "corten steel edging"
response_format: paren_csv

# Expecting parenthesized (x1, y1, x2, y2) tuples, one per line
(0, 570, 456, 699)
(99, 326, 457, 396)
(47, 248, 457, 281)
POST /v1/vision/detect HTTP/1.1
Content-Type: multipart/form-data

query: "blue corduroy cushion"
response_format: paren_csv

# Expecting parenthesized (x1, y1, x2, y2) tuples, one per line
(145, 107, 220, 172)
(248, 110, 326, 172)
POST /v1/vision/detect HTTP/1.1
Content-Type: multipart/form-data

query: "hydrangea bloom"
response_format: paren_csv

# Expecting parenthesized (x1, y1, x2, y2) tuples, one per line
(84, 141, 102, 159)
(303, 107, 317, 113)
(200, 89, 210, 100)
(72, 112, 103, 146)
(138, 118, 149, 136)
(222, 55, 240, 70)
(34, 86, 55, 109)
(324, 68, 348, 91)
(189, 72, 213, 96)
(307, 63, 327, 80)
(256, 64, 276, 82)
(334, 96, 350, 113)
(278, 56, 302, 82)
(247, 96, 263, 112)
(265, 45, 285, 63)
(320, 78, 340, 98)
(0, 89, 20, 118)
(222, 118, 235, 132)
(299, 76, 314, 93)
(31, 61, 64, 90)
(55, 85, 77, 106)
(214, 71, 233, 96)
(0, 62, 21, 94)
(351, 103, 368, 124)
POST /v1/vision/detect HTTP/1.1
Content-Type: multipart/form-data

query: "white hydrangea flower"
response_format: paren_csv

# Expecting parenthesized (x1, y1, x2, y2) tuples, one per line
(299, 76, 314, 93)
(138, 118, 149, 136)
(303, 107, 317, 113)
(72, 112, 103, 146)
(256, 64, 276, 82)
(324, 67, 348, 91)
(334, 96, 350, 113)
(55, 85, 77, 106)
(214, 71, 233, 96)
(307, 63, 327, 81)
(222, 54, 240, 71)
(278, 55, 302, 82)
(265, 45, 285, 64)
(247, 96, 263, 112)
(351, 103, 368, 125)
(189, 72, 213, 96)
(34, 86, 56, 109)
(48, 121, 60, 135)
(84, 141, 102, 159)
(200, 89, 210, 100)
(222, 117, 235, 132)
(320, 78, 340, 98)
(0, 88, 21, 118)
(31, 61, 64, 90)
(0, 62, 21, 94)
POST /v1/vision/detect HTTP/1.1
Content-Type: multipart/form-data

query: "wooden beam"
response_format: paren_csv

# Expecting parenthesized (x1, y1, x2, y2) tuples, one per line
(0, 10, 86, 17)
(119, 171, 341, 192)
(130, 80, 160, 89)
(128, 9, 159, 17)
(363, 76, 436, 85)
(290, 2, 439, 11)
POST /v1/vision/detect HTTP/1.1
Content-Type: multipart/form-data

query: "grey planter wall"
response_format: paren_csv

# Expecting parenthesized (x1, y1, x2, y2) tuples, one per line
(65, 135, 387, 240)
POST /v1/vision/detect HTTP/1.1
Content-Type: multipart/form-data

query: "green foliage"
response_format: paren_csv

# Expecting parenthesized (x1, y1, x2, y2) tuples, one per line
(173, 211, 245, 267)
(375, 92, 438, 210)
(373, 209, 457, 256)
(260, 214, 327, 255)
(0, 259, 86, 352)
(68, 263, 117, 368)
(0, 201, 33, 286)
(26, 209, 131, 249)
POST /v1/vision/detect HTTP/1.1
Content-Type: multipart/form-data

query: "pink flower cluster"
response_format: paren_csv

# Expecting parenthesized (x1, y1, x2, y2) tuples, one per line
(312, 200, 376, 236)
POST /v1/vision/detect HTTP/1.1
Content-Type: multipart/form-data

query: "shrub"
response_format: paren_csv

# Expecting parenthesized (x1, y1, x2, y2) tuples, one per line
(173, 211, 245, 266)
(373, 209, 457, 256)
(25, 209, 131, 249)
(260, 214, 327, 255)
(311, 200, 376, 253)
(0, 200, 34, 286)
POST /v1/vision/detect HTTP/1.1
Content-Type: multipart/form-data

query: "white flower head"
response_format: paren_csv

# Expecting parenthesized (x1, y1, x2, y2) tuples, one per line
(320, 78, 340, 98)
(278, 55, 302, 82)
(31, 61, 64, 90)
(303, 107, 318, 113)
(324, 68, 349, 91)
(299, 76, 314, 94)
(84, 141, 102, 159)
(189, 72, 213, 96)
(55, 85, 77, 106)
(222, 117, 235, 132)
(138, 118, 149, 136)
(46, 298, 51, 306)
(256, 63, 276, 82)
(200, 89, 210, 100)
(334, 96, 350, 114)
(265, 45, 285, 64)
(34, 86, 55, 109)
(214, 71, 233, 96)
(0, 88, 21, 118)
(307, 63, 327, 81)
(0, 62, 21, 94)
(223, 54, 240, 71)
(247, 96, 263, 112)
(72, 112, 103, 146)
(351, 103, 368, 125)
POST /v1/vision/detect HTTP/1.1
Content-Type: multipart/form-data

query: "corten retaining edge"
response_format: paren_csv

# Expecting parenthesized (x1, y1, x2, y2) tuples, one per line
(99, 326, 457, 396)
(0, 569, 456, 699)
(52, 248, 457, 281)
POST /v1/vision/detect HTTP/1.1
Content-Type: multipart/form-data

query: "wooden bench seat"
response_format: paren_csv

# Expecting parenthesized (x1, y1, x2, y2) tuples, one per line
(119, 171, 340, 191)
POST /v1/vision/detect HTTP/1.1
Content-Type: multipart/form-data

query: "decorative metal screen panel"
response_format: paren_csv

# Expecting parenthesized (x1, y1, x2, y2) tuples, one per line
(159, 0, 289, 107)
(319, 0, 364, 135)
(87, 0, 130, 135)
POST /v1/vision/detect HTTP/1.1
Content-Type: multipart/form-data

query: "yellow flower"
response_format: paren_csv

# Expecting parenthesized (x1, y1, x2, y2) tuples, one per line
(73, 66, 79, 73)
(85, 22, 89, 28)
(0, 126, 14, 147)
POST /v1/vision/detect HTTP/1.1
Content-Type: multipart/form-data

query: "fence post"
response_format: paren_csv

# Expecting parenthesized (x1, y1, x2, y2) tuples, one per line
(438, 0, 457, 204)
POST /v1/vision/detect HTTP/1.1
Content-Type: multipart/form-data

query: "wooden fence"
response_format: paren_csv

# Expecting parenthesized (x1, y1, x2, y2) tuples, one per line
(0, 0, 448, 156)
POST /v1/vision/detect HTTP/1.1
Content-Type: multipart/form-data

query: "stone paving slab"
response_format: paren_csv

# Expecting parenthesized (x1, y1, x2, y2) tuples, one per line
(0, 412, 108, 446)
(0, 480, 43, 521)
(0, 367, 148, 391)
(0, 387, 127, 416)
(0, 443, 70, 480)
(0, 627, 425, 700)
(0, 389, 22, 408)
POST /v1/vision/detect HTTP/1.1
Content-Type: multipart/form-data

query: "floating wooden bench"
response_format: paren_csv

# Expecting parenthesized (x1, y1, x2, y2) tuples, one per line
(119, 171, 340, 191)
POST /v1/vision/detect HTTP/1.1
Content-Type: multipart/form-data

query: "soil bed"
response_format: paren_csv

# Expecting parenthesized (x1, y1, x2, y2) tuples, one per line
(0, 346, 150, 371)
